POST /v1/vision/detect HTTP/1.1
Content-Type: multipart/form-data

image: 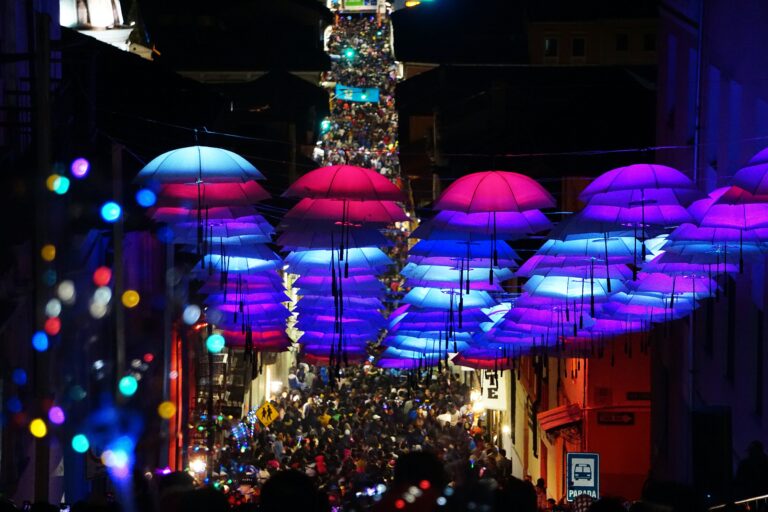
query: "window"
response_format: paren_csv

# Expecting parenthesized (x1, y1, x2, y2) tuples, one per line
(572, 37, 585, 57)
(544, 37, 559, 57)
(616, 33, 629, 51)
(643, 32, 656, 51)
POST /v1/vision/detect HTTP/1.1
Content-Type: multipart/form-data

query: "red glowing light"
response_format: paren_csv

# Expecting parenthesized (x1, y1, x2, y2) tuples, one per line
(143, 353, 154, 363)
(419, 479, 431, 490)
(44, 317, 61, 336)
(395, 499, 406, 509)
(93, 266, 112, 286)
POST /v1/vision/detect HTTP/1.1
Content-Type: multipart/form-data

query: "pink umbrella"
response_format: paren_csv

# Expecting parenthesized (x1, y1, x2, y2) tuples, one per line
(285, 198, 408, 223)
(157, 181, 270, 207)
(283, 165, 404, 202)
(151, 206, 259, 223)
(435, 171, 554, 213)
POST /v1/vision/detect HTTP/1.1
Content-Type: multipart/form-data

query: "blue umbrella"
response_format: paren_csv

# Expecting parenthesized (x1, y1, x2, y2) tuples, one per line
(135, 145, 264, 184)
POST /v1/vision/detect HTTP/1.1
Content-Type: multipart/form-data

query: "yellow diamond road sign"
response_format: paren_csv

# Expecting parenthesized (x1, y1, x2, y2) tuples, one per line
(256, 402, 279, 427)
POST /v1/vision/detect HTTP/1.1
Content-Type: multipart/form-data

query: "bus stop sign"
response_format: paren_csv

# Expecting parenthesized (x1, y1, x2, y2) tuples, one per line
(566, 452, 600, 501)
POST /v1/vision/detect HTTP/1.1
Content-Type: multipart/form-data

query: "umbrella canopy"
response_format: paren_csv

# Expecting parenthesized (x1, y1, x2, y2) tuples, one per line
(434, 171, 555, 213)
(285, 198, 408, 223)
(537, 237, 640, 262)
(402, 287, 496, 309)
(628, 273, 717, 298)
(156, 181, 270, 207)
(581, 204, 692, 225)
(731, 146, 768, 195)
(135, 145, 264, 184)
(285, 248, 392, 273)
(277, 229, 390, 250)
(579, 164, 696, 202)
(401, 263, 514, 284)
(584, 187, 700, 207)
(151, 206, 260, 223)
(294, 275, 384, 293)
(523, 275, 626, 300)
(416, 210, 552, 238)
(689, 187, 768, 229)
(517, 254, 634, 280)
(283, 165, 405, 201)
(409, 239, 520, 263)
(216, 330, 291, 351)
(192, 254, 281, 274)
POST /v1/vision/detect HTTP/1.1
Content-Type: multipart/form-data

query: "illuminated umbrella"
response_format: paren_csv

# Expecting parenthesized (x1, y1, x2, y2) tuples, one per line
(294, 275, 384, 294)
(413, 210, 552, 239)
(689, 186, 768, 271)
(135, 145, 265, 184)
(151, 206, 259, 223)
(731, 147, 768, 195)
(192, 254, 281, 274)
(402, 287, 496, 309)
(285, 198, 408, 224)
(409, 239, 519, 265)
(156, 181, 269, 207)
(435, 171, 555, 213)
(285, 248, 392, 274)
(283, 165, 404, 202)
(296, 295, 383, 310)
(580, 164, 697, 202)
(401, 263, 514, 284)
(277, 228, 390, 250)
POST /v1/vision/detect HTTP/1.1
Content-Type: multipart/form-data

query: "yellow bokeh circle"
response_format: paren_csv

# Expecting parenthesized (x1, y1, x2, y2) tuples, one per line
(41, 244, 56, 262)
(45, 174, 59, 192)
(29, 418, 47, 438)
(157, 401, 176, 419)
(121, 290, 140, 308)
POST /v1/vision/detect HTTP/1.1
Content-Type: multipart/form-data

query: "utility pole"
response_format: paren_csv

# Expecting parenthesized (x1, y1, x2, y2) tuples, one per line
(112, 143, 126, 396)
(31, 6, 51, 502)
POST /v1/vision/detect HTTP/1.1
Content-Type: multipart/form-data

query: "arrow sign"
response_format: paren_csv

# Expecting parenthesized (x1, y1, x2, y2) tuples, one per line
(597, 411, 635, 425)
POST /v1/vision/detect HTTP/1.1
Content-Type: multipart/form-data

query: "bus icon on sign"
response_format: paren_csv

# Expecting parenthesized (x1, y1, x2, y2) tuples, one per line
(574, 464, 592, 481)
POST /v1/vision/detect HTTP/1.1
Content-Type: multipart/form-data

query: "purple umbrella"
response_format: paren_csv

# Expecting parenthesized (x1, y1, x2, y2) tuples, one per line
(731, 147, 768, 195)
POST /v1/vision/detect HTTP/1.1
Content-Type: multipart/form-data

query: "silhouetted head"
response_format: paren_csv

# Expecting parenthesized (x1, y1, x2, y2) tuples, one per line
(260, 470, 325, 512)
(393, 451, 447, 489)
(179, 488, 229, 512)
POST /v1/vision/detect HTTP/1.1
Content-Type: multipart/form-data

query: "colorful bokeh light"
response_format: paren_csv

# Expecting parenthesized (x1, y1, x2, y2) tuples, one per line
(121, 290, 140, 308)
(71, 434, 90, 453)
(29, 418, 47, 438)
(70, 158, 90, 178)
(93, 266, 112, 286)
(32, 331, 49, 352)
(206, 333, 226, 353)
(41, 244, 56, 262)
(118, 375, 138, 397)
(100, 201, 122, 222)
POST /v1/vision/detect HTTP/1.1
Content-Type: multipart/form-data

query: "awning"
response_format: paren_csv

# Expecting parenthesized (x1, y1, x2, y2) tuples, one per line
(537, 403, 582, 432)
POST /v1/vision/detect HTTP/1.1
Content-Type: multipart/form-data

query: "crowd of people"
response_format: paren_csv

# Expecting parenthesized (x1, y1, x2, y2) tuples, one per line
(313, 14, 401, 181)
(6, 363, 766, 511)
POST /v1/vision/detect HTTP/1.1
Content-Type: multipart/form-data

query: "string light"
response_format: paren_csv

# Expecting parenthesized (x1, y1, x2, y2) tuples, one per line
(93, 267, 112, 286)
(206, 333, 226, 353)
(158, 401, 176, 419)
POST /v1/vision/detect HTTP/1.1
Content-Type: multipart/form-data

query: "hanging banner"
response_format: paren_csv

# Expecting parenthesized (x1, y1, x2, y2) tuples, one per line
(335, 84, 380, 103)
(481, 370, 508, 411)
